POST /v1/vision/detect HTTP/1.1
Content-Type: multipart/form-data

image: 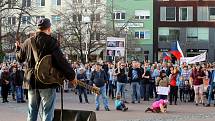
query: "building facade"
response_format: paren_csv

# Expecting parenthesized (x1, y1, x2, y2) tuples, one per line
(154, 0, 215, 62)
(108, 0, 154, 62)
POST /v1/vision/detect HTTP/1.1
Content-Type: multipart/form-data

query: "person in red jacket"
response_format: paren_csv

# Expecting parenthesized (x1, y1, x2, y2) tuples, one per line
(169, 67, 179, 105)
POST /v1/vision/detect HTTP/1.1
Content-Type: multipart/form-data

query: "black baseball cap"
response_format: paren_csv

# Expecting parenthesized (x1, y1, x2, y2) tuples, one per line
(37, 18, 51, 29)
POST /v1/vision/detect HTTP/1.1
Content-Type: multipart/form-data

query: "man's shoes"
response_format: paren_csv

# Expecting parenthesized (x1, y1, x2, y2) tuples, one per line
(138, 101, 140, 103)
(105, 107, 110, 111)
(96, 107, 99, 111)
(21, 100, 26, 103)
(205, 104, 210, 107)
(195, 103, 198, 106)
(131, 101, 135, 104)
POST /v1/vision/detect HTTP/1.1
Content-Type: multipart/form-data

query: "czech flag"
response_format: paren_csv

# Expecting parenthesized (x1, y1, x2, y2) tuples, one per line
(170, 41, 184, 60)
(163, 52, 171, 61)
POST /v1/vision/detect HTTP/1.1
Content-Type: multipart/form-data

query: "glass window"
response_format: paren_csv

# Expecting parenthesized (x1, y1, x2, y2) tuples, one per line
(135, 32, 139, 39)
(187, 28, 198, 38)
(186, 28, 209, 41)
(140, 32, 144, 38)
(135, 10, 150, 20)
(180, 8, 188, 21)
(113, 12, 126, 20)
(144, 31, 151, 39)
(22, 0, 31, 7)
(22, 16, 31, 25)
(179, 7, 193, 21)
(8, 17, 16, 25)
(198, 7, 208, 21)
(158, 27, 180, 42)
(73, 0, 82, 3)
(91, 0, 100, 4)
(36, 0, 45, 7)
(52, 16, 61, 24)
(198, 28, 209, 41)
(121, 13, 125, 19)
(134, 31, 150, 39)
(209, 7, 215, 20)
(73, 15, 82, 22)
(160, 7, 166, 21)
(166, 7, 176, 21)
(52, 0, 61, 5)
(116, 13, 121, 19)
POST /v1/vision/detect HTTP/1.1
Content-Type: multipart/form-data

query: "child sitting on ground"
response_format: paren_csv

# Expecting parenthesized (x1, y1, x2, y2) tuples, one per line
(115, 95, 128, 112)
(145, 99, 168, 113)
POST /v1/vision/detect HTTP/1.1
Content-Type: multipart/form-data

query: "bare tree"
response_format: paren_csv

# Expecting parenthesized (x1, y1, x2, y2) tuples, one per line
(0, 0, 36, 61)
(55, 0, 106, 63)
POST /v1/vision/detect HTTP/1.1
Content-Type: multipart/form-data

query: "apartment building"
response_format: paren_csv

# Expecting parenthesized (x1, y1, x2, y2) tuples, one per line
(154, 0, 215, 62)
(108, 0, 154, 62)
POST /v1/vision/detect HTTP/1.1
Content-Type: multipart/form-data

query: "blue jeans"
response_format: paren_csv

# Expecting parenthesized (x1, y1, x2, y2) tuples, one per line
(16, 86, 24, 102)
(116, 82, 126, 101)
(207, 82, 215, 104)
(131, 82, 140, 102)
(27, 88, 56, 121)
(95, 85, 109, 109)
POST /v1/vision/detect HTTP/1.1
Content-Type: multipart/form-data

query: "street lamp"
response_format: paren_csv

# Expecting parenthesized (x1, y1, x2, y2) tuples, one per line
(124, 27, 129, 63)
(83, 16, 91, 63)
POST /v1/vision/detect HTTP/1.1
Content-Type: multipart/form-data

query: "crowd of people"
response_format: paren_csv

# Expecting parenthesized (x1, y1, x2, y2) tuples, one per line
(0, 61, 27, 103)
(1, 59, 215, 111)
(68, 59, 215, 110)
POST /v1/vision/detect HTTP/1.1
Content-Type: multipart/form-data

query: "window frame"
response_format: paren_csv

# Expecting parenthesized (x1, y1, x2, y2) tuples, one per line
(209, 7, 215, 21)
(134, 10, 150, 20)
(134, 31, 151, 39)
(22, 0, 31, 7)
(113, 11, 126, 20)
(8, 17, 16, 25)
(52, 0, 61, 6)
(36, 0, 45, 7)
(165, 7, 176, 21)
(22, 16, 31, 25)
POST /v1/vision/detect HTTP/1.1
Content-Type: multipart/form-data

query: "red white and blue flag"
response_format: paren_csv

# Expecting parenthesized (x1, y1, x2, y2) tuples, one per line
(162, 52, 171, 61)
(170, 41, 184, 60)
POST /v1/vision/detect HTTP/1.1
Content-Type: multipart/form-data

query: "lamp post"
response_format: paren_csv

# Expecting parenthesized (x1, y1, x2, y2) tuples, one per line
(83, 16, 91, 63)
(124, 27, 129, 63)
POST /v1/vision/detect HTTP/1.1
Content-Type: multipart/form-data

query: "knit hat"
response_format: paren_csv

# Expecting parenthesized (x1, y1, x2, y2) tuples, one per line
(37, 18, 51, 29)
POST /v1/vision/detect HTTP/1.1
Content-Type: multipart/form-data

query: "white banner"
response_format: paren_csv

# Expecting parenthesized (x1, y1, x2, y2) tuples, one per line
(107, 37, 125, 57)
(157, 87, 169, 95)
(180, 52, 207, 64)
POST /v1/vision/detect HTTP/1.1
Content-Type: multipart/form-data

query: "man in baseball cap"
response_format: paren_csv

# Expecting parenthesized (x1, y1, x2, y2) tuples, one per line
(15, 17, 76, 121)
(37, 18, 51, 30)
